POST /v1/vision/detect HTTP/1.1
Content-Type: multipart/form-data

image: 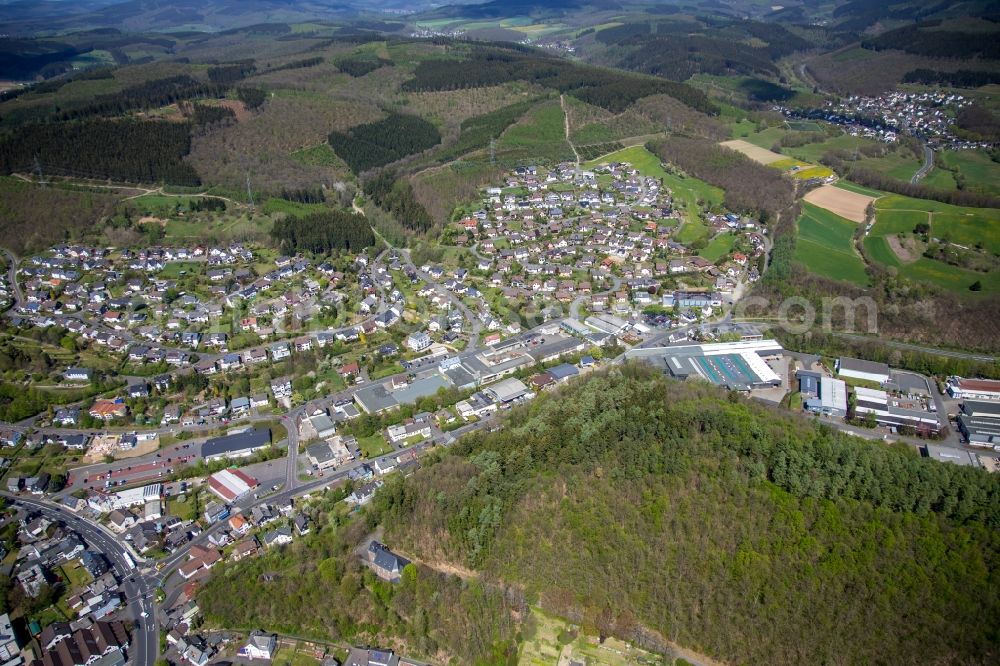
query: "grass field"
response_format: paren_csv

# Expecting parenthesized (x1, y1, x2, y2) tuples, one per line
(870, 209, 927, 236)
(863, 236, 901, 268)
(260, 198, 329, 217)
(835, 180, 884, 197)
(937, 149, 1000, 196)
(357, 434, 393, 459)
(794, 203, 869, 285)
(875, 194, 1000, 254)
(698, 233, 736, 262)
(896, 258, 1000, 293)
(157, 261, 202, 278)
(272, 646, 320, 666)
(498, 100, 573, 163)
(290, 143, 349, 169)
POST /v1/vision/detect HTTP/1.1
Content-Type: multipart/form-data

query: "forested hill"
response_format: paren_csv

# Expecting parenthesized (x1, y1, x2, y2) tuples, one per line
(376, 367, 1000, 663)
(200, 366, 1000, 665)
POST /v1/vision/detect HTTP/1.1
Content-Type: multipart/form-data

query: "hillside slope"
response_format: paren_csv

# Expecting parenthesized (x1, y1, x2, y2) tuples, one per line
(201, 367, 1000, 665)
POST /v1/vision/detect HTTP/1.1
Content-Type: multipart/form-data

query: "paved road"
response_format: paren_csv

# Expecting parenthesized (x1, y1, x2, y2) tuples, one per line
(911, 142, 935, 184)
(2, 249, 24, 308)
(3, 493, 158, 666)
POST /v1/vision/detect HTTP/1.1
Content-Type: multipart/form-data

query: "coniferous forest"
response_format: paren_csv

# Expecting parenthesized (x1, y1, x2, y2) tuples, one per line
(0, 119, 200, 184)
(270, 210, 375, 254)
(328, 113, 441, 174)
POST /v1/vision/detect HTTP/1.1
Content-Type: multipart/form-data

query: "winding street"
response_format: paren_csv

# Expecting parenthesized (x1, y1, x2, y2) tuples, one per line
(2, 493, 158, 666)
(911, 142, 935, 184)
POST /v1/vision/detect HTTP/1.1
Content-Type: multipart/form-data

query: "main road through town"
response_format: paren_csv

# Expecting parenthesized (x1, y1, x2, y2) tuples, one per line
(1, 493, 158, 666)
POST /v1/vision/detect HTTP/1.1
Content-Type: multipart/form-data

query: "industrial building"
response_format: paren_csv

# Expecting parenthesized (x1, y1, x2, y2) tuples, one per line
(836, 357, 890, 384)
(796, 370, 820, 398)
(202, 428, 271, 461)
(354, 375, 454, 414)
(853, 387, 940, 435)
(207, 469, 259, 502)
(625, 340, 784, 391)
(923, 444, 981, 467)
(947, 377, 1000, 402)
(804, 376, 848, 417)
(957, 400, 1000, 447)
(484, 377, 531, 404)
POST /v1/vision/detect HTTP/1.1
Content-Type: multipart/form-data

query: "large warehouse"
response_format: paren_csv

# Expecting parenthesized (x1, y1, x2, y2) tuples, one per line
(947, 377, 1000, 402)
(202, 428, 272, 461)
(957, 400, 1000, 446)
(854, 387, 940, 435)
(804, 376, 848, 417)
(625, 340, 784, 391)
(208, 469, 259, 502)
(837, 357, 890, 384)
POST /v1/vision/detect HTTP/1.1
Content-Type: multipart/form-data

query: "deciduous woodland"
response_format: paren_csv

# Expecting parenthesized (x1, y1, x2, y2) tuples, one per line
(199, 368, 1000, 665)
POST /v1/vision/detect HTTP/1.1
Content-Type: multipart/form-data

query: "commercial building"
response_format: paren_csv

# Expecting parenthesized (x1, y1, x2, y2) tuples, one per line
(853, 386, 940, 435)
(625, 340, 784, 391)
(306, 436, 356, 470)
(836, 357, 890, 384)
(354, 375, 453, 415)
(88, 484, 161, 512)
(923, 444, 981, 467)
(207, 469, 259, 502)
(484, 377, 530, 404)
(947, 377, 1000, 402)
(202, 428, 271, 461)
(796, 370, 821, 398)
(957, 400, 1000, 447)
(804, 376, 848, 417)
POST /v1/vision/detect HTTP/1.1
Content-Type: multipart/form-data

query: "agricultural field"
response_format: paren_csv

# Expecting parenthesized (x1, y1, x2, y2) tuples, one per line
(794, 202, 870, 286)
(720, 139, 784, 164)
(722, 139, 832, 179)
(863, 194, 1000, 294)
(875, 194, 1000, 254)
(804, 184, 877, 223)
